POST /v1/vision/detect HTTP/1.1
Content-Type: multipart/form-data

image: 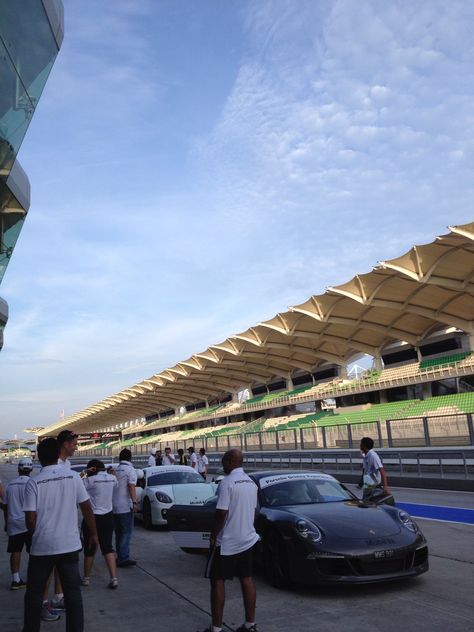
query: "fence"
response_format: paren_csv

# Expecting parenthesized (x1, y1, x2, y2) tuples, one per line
(79, 412, 474, 458)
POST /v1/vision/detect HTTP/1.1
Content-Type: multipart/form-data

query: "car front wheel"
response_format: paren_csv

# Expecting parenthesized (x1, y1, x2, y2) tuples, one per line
(142, 497, 154, 530)
(263, 531, 291, 588)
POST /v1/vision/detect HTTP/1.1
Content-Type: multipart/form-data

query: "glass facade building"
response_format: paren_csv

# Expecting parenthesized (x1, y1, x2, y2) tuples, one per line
(0, 0, 63, 350)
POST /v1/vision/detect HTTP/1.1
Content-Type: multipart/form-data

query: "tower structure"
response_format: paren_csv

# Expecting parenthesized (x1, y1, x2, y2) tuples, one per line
(0, 0, 64, 350)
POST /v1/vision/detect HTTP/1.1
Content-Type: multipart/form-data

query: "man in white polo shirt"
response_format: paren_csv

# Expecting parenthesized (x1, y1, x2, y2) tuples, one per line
(188, 446, 198, 469)
(3, 457, 33, 590)
(57, 429, 78, 469)
(198, 449, 259, 632)
(162, 446, 175, 465)
(112, 448, 138, 567)
(360, 436, 389, 499)
(22, 437, 98, 632)
(147, 448, 157, 467)
(197, 448, 209, 480)
(80, 459, 119, 588)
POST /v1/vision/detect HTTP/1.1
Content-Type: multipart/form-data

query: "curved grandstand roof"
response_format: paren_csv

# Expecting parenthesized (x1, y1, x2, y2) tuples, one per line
(38, 222, 474, 436)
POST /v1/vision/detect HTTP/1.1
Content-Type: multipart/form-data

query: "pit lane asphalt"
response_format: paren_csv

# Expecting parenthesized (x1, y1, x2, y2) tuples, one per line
(0, 464, 473, 632)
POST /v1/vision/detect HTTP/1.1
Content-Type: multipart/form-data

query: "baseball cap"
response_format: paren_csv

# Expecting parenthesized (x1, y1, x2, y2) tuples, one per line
(18, 457, 33, 470)
(151, 448, 157, 454)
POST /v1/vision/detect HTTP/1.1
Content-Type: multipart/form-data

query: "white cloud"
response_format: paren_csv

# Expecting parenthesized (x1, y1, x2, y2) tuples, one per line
(1, 0, 474, 436)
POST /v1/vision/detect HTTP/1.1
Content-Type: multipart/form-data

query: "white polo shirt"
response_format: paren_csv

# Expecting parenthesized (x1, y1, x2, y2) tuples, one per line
(162, 453, 175, 465)
(188, 452, 198, 468)
(5, 475, 30, 536)
(83, 470, 118, 515)
(362, 449, 383, 485)
(216, 467, 259, 555)
(58, 457, 71, 470)
(197, 454, 209, 474)
(22, 464, 89, 555)
(147, 455, 156, 467)
(112, 461, 138, 513)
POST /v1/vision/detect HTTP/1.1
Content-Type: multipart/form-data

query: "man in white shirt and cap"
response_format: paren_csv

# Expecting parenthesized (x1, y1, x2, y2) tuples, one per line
(22, 437, 98, 632)
(198, 449, 259, 632)
(2, 457, 33, 589)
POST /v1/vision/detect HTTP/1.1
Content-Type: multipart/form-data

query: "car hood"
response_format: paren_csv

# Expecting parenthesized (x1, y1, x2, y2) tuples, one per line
(172, 483, 216, 505)
(281, 501, 402, 538)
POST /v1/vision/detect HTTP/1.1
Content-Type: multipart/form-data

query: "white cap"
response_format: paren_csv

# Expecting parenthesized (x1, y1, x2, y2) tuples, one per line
(150, 448, 157, 454)
(135, 468, 145, 480)
(18, 457, 33, 470)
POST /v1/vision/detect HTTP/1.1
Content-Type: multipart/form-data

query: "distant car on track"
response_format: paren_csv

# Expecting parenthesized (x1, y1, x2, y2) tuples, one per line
(136, 465, 217, 529)
(167, 470, 429, 586)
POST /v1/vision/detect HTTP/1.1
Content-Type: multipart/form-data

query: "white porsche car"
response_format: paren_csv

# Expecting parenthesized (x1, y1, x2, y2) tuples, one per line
(135, 465, 217, 528)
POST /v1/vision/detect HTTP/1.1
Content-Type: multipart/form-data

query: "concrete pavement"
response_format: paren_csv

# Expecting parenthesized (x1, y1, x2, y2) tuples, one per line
(1, 464, 473, 632)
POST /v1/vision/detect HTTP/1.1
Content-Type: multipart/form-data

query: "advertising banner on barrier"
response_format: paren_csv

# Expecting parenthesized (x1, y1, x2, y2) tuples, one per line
(78, 431, 122, 441)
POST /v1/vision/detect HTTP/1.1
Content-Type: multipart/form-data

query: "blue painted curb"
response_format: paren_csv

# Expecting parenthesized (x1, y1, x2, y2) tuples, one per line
(397, 501, 474, 525)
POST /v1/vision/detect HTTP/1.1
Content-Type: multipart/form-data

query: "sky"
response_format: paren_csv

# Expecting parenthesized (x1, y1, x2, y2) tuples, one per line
(1, 0, 474, 437)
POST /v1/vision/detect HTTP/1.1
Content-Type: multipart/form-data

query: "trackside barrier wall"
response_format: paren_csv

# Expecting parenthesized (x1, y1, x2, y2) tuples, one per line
(78, 413, 474, 458)
(69, 448, 474, 490)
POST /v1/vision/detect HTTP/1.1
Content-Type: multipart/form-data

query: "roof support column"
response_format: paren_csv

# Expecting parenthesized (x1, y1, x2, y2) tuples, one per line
(338, 365, 348, 379)
(466, 334, 474, 353)
(373, 356, 383, 371)
(286, 377, 294, 391)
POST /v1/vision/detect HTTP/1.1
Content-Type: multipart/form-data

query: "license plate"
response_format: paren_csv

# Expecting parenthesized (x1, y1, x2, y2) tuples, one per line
(374, 549, 395, 559)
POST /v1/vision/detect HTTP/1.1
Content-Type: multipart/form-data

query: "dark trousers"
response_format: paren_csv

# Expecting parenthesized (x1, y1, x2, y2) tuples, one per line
(23, 551, 83, 632)
(113, 511, 133, 563)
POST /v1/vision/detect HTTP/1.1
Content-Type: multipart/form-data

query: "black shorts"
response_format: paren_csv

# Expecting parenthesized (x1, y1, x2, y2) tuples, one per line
(7, 531, 31, 553)
(209, 545, 255, 581)
(82, 512, 114, 556)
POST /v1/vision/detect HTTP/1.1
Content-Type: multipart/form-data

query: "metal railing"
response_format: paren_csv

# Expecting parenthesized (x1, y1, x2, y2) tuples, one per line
(70, 447, 474, 482)
(79, 413, 474, 461)
(207, 447, 474, 481)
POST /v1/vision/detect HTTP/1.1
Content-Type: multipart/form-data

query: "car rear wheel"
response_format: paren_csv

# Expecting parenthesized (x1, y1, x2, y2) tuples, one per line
(143, 498, 153, 530)
(263, 531, 290, 588)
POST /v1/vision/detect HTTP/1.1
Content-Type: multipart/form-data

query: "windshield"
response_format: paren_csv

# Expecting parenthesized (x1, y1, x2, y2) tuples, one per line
(147, 471, 204, 486)
(261, 478, 352, 507)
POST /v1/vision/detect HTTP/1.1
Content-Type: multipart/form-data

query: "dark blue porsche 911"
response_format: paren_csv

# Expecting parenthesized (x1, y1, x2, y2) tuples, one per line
(166, 470, 429, 587)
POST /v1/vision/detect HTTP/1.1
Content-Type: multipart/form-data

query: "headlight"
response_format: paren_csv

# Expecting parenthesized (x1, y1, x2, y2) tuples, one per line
(398, 511, 418, 532)
(155, 491, 173, 503)
(295, 519, 322, 543)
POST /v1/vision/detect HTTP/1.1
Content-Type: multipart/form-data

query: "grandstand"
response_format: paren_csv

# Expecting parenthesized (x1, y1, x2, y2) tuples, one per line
(36, 223, 474, 454)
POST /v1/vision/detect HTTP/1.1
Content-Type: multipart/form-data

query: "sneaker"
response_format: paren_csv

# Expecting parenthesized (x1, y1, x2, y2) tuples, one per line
(117, 559, 137, 567)
(41, 606, 60, 622)
(50, 596, 65, 610)
(10, 579, 26, 590)
(235, 626, 258, 632)
(107, 578, 118, 589)
(80, 577, 90, 587)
